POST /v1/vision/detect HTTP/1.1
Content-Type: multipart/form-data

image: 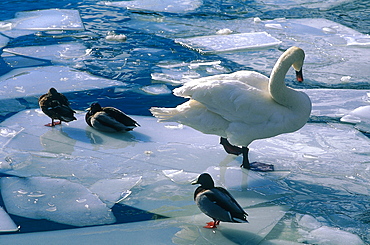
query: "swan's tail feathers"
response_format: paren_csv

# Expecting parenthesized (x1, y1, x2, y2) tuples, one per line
(150, 107, 180, 122)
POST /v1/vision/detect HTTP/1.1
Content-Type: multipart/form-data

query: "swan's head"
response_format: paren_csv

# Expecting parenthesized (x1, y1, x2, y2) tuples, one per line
(290, 47, 305, 82)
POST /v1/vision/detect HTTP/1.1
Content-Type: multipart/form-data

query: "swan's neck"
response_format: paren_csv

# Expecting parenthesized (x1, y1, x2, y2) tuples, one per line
(269, 49, 302, 108)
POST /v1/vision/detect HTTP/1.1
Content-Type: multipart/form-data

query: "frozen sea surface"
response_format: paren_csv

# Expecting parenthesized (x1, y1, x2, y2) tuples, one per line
(0, 0, 370, 244)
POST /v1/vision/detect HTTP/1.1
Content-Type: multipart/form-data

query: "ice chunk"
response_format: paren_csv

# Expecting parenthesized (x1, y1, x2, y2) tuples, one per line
(253, 0, 351, 10)
(140, 84, 172, 95)
(216, 28, 233, 35)
(99, 0, 202, 13)
(340, 105, 370, 133)
(162, 169, 199, 184)
(0, 206, 18, 233)
(304, 89, 370, 119)
(89, 176, 142, 207)
(0, 66, 121, 100)
(175, 32, 281, 54)
(105, 32, 127, 42)
(296, 214, 322, 231)
(0, 35, 9, 49)
(343, 35, 370, 47)
(0, 205, 287, 244)
(175, 205, 289, 244)
(3, 43, 91, 62)
(11, 9, 84, 31)
(142, 17, 370, 85)
(152, 60, 228, 86)
(1, 177, 116, 227)
(341, 106, 370, 124)
(205, 166, 292, 195)
(302, 226, 365, 245)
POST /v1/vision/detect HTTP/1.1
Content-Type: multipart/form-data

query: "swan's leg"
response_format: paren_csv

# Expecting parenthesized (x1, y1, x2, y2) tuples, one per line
(220, 137, 243, 155)
(241, 147, 250, 169)
(241, 147, 274, 171)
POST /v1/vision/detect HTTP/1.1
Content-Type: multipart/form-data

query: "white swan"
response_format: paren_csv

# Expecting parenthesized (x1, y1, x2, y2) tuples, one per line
(150, 46, 312, 171)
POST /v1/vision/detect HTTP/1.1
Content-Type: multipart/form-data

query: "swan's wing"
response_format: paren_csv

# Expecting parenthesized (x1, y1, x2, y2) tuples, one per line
(175, 71, 269, 97)
(174, 72, 276, 123)
(150, 100, 228, 137)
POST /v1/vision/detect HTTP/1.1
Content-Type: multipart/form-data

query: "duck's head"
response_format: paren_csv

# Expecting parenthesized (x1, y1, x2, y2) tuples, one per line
(192, 173, 215, 189)
(88, 102, 103, 114)
(49, 87, 58, 95)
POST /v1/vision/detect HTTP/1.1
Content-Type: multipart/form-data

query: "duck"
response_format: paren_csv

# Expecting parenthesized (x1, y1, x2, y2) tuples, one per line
(150, 46, 312, 171)
(85, 102, 140, 132)
(38, 87, 77, 127)
(192, 173, 248, 228)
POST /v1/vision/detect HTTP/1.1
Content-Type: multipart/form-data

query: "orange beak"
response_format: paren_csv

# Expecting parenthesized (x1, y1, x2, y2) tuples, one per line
(296, 69, 303, 82)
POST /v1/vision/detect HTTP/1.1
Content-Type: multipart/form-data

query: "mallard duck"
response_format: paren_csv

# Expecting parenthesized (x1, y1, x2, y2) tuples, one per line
(85, 102, 140, 132)
(38, 88, 77, 127)
(150, 47, 311, 171)
(192, 173, 248, 228)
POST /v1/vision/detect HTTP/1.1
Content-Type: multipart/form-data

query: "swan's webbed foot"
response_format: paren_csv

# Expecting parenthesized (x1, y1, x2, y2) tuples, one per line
(240, 147, 274, 171)
(249, 162, 274, 171)
(220, 138, 243, 155)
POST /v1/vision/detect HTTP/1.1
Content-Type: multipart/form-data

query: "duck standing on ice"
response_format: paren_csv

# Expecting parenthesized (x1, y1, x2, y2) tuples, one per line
(150, 47, 312, 171)
(192, 173, 248, 228)
(39, 88, 77, 127)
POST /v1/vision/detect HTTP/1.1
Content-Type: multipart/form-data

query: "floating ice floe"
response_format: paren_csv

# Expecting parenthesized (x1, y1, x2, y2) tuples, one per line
(305, 89, 370, 119)
(340, 105, 370, 133)
(1, 177, 116, 227)
(105, 31, 127, 42)
(140, 84, 172, 95)
(341, 105, 370, 124)
(175, 32, 282, 54)
(295, 214, 365, 245)
(0, 102, 368, 242)
(134, 16, 370, 86)
(0, 66, 121, 101)
(2, 43, 91, 64)
(253, 0, 351, 10)
(99, 0, 202, 13)
(89, 176, 143, 207)
(152, 60, 229, 85)
(301, 226, 365, 245)
(0, 9, 84, 48)
(0, 206, 18, 233)
(9, 9, 84, 31)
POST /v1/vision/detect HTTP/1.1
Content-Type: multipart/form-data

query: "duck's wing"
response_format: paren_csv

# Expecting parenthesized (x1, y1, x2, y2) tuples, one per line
(103, 107, 140, 127)
(90, 111, 131, 132)
(215, 187, 248, 216)
(198, 188, 248, 223)
(41, 100, 76, 122)
(55, 92, 71, 106)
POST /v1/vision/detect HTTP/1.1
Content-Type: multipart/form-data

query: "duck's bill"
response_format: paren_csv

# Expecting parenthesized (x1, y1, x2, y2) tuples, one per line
(191, 180, 199, 185)
(296, 69, 303, 82)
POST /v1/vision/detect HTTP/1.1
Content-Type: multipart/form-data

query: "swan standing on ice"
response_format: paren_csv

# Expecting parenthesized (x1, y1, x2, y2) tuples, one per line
(150, 46, 312, 171)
